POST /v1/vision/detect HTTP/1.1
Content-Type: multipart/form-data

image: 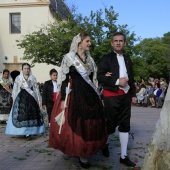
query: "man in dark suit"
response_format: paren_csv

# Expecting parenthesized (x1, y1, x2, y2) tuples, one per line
(97, 32, 136, 167)
(42, 69, 58, 126)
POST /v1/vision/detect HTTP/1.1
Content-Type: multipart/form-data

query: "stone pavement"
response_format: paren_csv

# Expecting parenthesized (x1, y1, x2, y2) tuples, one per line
(0, 106, 161, 170)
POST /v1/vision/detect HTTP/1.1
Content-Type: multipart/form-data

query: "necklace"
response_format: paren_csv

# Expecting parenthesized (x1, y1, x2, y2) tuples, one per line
(76, 54, 89, 71)
(76, 53, 87, 64)
(24, 76, 29, 81)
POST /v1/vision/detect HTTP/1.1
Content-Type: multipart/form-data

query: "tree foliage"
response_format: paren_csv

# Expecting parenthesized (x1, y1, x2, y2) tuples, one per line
(133, 35, 170, 81)
(17, 6, 137, 66)
(17, 5, 170, 81)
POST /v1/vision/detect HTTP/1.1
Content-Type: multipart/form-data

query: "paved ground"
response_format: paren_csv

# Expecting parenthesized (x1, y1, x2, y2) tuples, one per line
(0, 106, 161, 170)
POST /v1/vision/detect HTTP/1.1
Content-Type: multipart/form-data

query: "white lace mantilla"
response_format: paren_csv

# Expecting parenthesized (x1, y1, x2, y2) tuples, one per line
(57, 52, 98, 90)
(12, 71, 42, 103)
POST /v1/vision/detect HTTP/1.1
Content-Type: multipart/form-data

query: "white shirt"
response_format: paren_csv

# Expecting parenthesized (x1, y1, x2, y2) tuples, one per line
(52, 81, 58, 92)
(115, 53, 128, 85)
(154, 89, 158, 96)
(115, 53, 130, 93)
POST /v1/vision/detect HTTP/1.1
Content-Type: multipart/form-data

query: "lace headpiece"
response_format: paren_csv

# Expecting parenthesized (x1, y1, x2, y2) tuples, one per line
(69, 33, 81, 53)
(0, 70, 13, 85)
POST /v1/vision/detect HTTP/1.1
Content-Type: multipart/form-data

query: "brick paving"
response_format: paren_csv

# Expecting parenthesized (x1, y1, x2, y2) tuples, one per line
(0, 106, 161, 170)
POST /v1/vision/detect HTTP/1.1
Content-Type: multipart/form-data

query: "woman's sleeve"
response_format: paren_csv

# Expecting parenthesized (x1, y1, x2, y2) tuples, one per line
(59, 54, 73, 101)
(42, 82, 47, 106)
(33, 77, 42, 102)
(61, 73, 69, 101)
(12, 77, 20, 101)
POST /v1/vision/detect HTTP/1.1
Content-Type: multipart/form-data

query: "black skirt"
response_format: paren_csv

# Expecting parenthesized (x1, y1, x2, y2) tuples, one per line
(0, 85, 12, 115)
(62, 66, 106, 141)
(12, 89, 44, 128)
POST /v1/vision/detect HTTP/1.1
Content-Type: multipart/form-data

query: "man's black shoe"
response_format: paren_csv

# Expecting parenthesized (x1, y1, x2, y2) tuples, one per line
(78, 158, 90, 169)
(120, 156, 136, 167)
(102, 144, 110, 157)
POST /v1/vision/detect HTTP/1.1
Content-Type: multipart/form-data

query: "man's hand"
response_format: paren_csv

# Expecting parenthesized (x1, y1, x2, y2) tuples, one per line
(105, 72, 112, 76)
(42, 105, 46, 110)
(60, 101, 67, 110)
(132, 97, 137, 104)
(119, 77, 128, 87)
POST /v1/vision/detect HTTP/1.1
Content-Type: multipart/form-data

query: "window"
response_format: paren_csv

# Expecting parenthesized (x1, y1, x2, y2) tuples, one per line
(10, 13, 21, 34)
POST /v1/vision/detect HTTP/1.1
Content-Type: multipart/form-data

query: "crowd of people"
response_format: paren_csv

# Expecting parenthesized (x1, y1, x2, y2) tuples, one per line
(0, 32, 169, 169)
(135, 77, 168, 108)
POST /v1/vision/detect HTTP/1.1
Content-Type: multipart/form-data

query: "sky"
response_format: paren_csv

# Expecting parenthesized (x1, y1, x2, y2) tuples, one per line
(65, 0, 170, 40)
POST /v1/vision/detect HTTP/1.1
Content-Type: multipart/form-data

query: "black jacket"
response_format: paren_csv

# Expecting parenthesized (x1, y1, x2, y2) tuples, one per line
(97, 52, 136, 97)
(42, 80, 54, 107)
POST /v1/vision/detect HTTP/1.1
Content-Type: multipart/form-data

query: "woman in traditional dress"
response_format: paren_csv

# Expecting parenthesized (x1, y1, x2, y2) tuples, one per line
(49, 33, 107, 168)
(5, 63, 45, 140)
(0, 69, 13, 122)
(142, 85, 170, 170)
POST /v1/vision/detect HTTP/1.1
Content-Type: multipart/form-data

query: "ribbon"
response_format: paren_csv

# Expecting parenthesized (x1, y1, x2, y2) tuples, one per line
(69, 55, 100, 96)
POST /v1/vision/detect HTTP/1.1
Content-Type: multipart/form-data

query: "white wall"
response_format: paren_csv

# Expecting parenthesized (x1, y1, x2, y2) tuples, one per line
(0, 0, 39, 3)
(31, 63, 60, 83)
(0, 0, 60, 82)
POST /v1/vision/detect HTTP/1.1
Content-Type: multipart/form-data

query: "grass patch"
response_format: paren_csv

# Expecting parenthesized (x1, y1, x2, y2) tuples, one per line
(63, 156, 70, 160)
(25, 154, 30, 157)
(139, 155, 145, 159)
(34, 149, 53, 154)
(91, 164, 113, 170)
(13, 156, 27, 160)
(127, 167, 141, 170)
(128, 146, 145, 150)
(26, 149, 32, 153)
(44, 139, 49, 142)
(7, 150, 13, 153)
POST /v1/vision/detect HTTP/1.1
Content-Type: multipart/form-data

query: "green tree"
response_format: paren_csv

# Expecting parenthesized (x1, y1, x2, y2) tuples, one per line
(17, 6, 137, 66)
(162, 32, 170, 45)
(131, 56, 148, 82)
(133, 37, 170, 80)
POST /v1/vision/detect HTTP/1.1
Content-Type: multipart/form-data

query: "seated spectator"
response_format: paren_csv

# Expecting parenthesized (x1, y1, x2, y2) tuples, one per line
(154, 78, 159, 88)
(140, 78, 146, 86)
(148, 77, 155, 87)
(136, 84, 146, 106)
(160, 78, 165, 85)
(162, 78, 168, 87)
(136, 84, 141, 93)
(143, 83, 154, 107)
(156, 83, 168, 108)
(149, 83, 162, 107)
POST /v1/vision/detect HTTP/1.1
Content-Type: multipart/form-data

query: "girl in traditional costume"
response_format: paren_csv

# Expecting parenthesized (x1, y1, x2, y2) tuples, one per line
(49, 33, 107, 168)
(5, 63, 45, 139)
(142, 85, 170, 170)
(0, 69, 13, 122)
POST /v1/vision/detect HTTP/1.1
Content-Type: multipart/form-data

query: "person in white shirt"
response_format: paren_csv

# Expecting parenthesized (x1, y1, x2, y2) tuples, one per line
(136, 84, 146, 105)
